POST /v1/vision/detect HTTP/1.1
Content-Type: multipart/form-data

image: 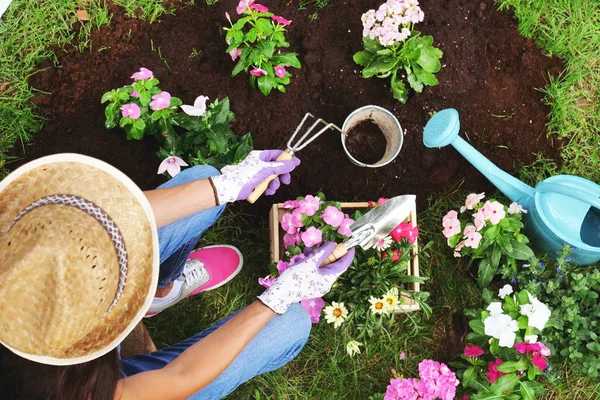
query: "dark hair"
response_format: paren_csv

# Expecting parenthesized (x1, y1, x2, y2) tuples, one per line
(0, 344, 121, 400)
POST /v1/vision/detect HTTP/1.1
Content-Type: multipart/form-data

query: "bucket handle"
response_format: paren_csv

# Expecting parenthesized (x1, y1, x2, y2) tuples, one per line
(536, 182, 600, 211)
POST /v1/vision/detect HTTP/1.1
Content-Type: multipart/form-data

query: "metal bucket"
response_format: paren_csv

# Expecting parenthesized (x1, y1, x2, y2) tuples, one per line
(341, 105, 403, 168)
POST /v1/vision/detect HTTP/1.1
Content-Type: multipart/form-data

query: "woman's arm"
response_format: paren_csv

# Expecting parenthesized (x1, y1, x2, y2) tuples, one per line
(116, 301, 275, 400)
(144, 178, 217, 228)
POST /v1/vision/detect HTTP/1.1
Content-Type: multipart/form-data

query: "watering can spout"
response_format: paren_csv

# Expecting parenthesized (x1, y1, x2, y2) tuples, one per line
(423, 109, 535, 203)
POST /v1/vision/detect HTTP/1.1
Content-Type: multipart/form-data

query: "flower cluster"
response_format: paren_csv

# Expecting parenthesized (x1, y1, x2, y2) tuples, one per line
(384, 359, 459, 400)
(369, 287, 399, 314)
(361, 0, 424, 46)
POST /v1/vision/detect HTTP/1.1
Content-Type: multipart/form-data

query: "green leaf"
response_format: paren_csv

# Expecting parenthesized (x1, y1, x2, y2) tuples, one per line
(391, 72, 408, 103)
(130, 126, 143, 140)
(353, 50, 375, 66)
(170, 97, 183, 107)
(363, 36, 384, 52)
(234, 133, 253, 163)
(151, 111, 162, 121)
(463, 366, 477, 388)
(520, 381, 535, 400)
(507, 241, 535, 260)
(117, 91, 129, 101)
(405, 68, 424, 92)
(490, 373, 518, 394)
(469, 319, 485, 336)
(491, 245, 501, 268)
(482, 288, 494, 304)
(417, 45, 443, 73)
(497, 360, 527, 373)
(133, 119, 146, 131)
(257, 75, 276, 96)
(119, 116, 132, 128)
(255, 18, 274, 35)
(517, 289, 530, 305)
(517, 315, 529, 330)
(271, 52, 301, 69)
(362, 55, 397, 78)
(245, 27, 258, 42)
(412, 64, 439, 86)
(586, 342, 600, 352)
(140, 91, 151, 107)
(233, 16, 251, 30)
(101, 92, 113, 103)
(272, 31, 285, 45)
(484, 225, 500, 241)
(478, 258, 495, 287)
(527, 364, 537, 380)
(104, 103, 119, 129)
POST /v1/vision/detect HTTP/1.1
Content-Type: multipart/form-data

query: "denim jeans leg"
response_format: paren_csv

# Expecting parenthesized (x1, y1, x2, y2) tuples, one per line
(156, 165, 226, 288)
(120, 303, 312, 399)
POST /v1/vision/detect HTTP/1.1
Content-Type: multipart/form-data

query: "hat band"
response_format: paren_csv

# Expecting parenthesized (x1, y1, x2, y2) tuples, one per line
(7, 194, 128, 313)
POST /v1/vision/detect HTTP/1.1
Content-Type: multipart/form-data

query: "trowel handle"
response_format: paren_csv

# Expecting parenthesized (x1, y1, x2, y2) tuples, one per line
(320, 243, 348, 268)
(247, 151, 293, 204)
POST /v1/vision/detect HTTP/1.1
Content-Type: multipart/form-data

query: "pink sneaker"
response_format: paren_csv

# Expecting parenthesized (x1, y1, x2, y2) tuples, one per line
(145, 245, 243, 317)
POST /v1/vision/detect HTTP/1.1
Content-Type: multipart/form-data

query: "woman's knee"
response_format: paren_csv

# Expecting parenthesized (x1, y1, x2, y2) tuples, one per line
(278, 303, 312, 349)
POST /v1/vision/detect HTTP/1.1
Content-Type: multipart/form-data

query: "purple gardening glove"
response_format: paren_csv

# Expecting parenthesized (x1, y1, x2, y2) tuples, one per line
(258, 242, 355, 314)
(210, 150, 301, 205)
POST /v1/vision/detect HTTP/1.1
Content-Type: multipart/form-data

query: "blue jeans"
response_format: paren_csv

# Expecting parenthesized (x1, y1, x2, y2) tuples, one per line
(121, 165, 312, 399)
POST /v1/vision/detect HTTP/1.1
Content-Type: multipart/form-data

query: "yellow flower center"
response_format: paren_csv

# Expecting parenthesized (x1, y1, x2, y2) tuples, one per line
(333, 308, 342, 317)
(375, 302, 384, 310)
(386, 298, 394, 305)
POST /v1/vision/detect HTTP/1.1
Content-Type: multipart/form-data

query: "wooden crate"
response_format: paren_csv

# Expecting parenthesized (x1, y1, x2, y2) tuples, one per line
(269, 201, 420, 313)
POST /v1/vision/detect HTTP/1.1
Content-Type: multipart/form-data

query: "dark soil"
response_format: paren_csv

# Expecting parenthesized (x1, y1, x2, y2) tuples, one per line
(345, 120, 387, 165)
(17, 0, 564, 213)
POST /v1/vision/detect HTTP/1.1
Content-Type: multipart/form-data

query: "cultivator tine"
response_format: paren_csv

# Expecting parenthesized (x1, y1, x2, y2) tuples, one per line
(288, 113, 343, 153)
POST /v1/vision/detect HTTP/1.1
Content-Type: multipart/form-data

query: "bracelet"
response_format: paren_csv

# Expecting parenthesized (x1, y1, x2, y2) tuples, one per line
(208, 177, 221, 206)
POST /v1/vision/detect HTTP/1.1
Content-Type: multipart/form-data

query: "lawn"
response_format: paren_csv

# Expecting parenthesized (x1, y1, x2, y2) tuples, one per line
(1, 0, 599, 399)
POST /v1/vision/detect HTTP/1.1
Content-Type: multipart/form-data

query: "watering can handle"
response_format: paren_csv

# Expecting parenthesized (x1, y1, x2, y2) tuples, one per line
(536, 182, 600, 211)
(246, 150, 294, 204)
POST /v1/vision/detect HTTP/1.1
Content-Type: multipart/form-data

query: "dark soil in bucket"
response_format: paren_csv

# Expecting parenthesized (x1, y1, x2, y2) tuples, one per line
(16, 0, 564, 214)
(345, 120, 388, 165)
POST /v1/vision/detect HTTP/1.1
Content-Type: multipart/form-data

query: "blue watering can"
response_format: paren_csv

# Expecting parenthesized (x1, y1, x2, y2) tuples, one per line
(423, 108, 600, 265)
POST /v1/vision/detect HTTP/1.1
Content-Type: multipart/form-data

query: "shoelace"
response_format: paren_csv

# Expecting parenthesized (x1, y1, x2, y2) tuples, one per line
(183, 260, 209, 287)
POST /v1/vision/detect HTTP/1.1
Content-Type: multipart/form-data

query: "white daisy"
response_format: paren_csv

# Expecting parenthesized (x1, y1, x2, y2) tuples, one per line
(373, 235, 393, 251)
(324, 302, 348, 329)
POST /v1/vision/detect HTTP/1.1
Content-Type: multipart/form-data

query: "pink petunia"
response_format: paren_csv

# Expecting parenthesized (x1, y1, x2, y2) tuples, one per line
(482, 201, 506, 225)
(120, 103, 141, 119)
(464, 345, 485, 357)
(272, 15, 292, 25)
(274, 65, 287, 78)
(130, 67, 153, 80)
(301, 297, 325, 323)
(229, 47, 242, 61)
(301, 226, 322, 247)
(337, 216, 354, 237)
(250, 67, 268, 76)
(258, 276, 277, 289)
(283, 231, 301, 247)
(149, 91, 171, 111)
(236, 0, 255, 14)
(250, 3, 268, 12)
(157, 156, 188, 177)
(485, 358, 507, 384)
(298, 195, 320, 216)
(321, 206, 345, 228)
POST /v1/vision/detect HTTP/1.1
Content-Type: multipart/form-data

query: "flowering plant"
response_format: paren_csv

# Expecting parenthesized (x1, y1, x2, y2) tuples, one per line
(442, 193, 534, 287)
(260, 194, 429, 356)
(372, 359, 460, 400)
(101, 68, 253, 172)
(353, 0, 443, 103)
(452, 285, 554, 399)
(225, 1, 300, 96)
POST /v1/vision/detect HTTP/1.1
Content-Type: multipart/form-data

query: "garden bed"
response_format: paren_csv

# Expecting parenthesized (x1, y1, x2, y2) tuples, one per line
(17, 0, 563, 211)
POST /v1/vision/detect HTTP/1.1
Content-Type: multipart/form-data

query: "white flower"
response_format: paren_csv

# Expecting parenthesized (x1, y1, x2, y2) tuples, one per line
(498, 284, 513, 299)
(369, 296, 391, 314)
(346, 340, 363, 357)
(324, 302, 348, 329)
(520, 292, 551, 331)
(157, 156, 188, 177)
(180, 95, 209, 116)
(486, 302, 504, 316)
(373, 236, 393, 251)
(383, 287, 399, 310)
(524, 335, 538, 343)
(484, 313, 519, 348)
(507, 202, 527, 214)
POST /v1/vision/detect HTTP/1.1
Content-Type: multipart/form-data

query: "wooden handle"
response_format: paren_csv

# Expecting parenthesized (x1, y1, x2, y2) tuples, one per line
(247, 151, 293, 204)
(320, 243, 348, 268)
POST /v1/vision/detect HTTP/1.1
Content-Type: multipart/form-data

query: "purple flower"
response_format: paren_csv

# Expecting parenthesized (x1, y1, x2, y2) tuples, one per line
(290, 253, 306, 266)
(157, 156, 188, 177)
(538, 262, 545, 268)
(320, 206, 345, 228)
(283, 231, 301, 247)
(302, 226, 322, 247)
(149, 91, 171, 110)
(130, 67, 153, 80)
(276, 260, 290, 274)
(399, 351, 407, 359)
(275, 65, 287, 78)
(250, 67, 267, 76)
(298, 195, 320, 216)
(258, 276, 277, 289)
(566, 256, 572, 262)
(120, 103, 141, 119)
(338, 216, 354, 237)
(301, 297, 325, 323)
(511, 278, 517, 285)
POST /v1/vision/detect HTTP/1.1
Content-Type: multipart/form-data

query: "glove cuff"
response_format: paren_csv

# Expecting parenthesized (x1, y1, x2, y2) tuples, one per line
(257, 292, 290, 314)
(209, 175, 235, 205)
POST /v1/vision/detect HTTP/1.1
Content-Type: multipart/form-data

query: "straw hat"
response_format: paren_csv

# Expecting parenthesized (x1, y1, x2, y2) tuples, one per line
(0, 154, 159, 366)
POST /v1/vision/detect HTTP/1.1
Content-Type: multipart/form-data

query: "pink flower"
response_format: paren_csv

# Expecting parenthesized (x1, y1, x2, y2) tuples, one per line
(321, 206, 345, 228)
(225, 11, 231, 20)
(442, 210, 461, 238)
(460, 192, 485, 213)
(377, 197, 389, 205)
(283, 200, 300, 209)
(289, 253, 306, 265)
(258, 276, 277, 289)
(275, 65, 287, 78)
(120, 103, 141, 119)
(385, 377, 420, 400)
(464, 345, 485, 357)
(473, 209, 486, 231)
(250, 3, 268, 12)
(382, 249, 402, 262)
(298, 195, 320, 216)
(532, 352, 548, 370)
(130, 67, 153, 80)
(149, 91, 171, 110)
(130, 90, 140, 98)
(283, 231, 301, 247)
(390, 222, 419, 244)
(539, 342, 551, 357)
(514, 342, 551, 370)
(301, 297, 325, 323)
(281, 212, 303, 234)
(276, 260, 290, 274)
(485, 358, 507, 384)
(442, 210, 458, 225)
(514, 342, 529, 354)
(337, 216, 354, 237)
(157, 156, 188, 177)
(482, 201, 506, 225)
(399, 351, 407, 359)
(236, 0, 255, 14)
(453, 240, 466, 257)
(250, 67, 267, 76)
(272, 15, 292, 25)
(464, 230, 482, 249)
(302, 226, 322, 247)
(229, 47, 242, 61)
(462, 396, 469, 400)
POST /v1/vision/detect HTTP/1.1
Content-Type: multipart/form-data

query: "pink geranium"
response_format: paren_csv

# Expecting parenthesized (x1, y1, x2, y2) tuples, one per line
(298, 195, 320, 216)
(149, 91, 171, 111)
(272, 15, 292, 25)
(250, 67, 267, 76)
(302, 226, 322, 247)
(321, 206, 344, 228)
(258, 276, 277, 289)
(460, 192, 485, 213)
(485, 358, 507, 383)
(120, 103, 141, 119)
(338, 216, 354, 237)
(482, 201, 506, 225)
(275, 65, 287, 78)
(283, 231, 301, 247)
(236, 0, 255, 14)
(250, 3, 268, 12)
(229, 47, 242, 61)
(157, 156, 188, 177)
(301, 297, 325, 323)
(464, 345, 484, 357)
(390, 222, 418, 244)
(130, 67, 153, 80)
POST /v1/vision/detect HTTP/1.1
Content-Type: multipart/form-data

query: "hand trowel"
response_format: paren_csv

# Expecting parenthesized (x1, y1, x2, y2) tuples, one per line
(321, 195, 416, 266)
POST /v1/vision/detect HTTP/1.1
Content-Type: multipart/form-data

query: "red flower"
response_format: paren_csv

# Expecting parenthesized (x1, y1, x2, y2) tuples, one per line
(464, 345, 485, 357)
(381, 249, 402, 262)
(390, 222, 419, 244)
(485, 358, 507, 384)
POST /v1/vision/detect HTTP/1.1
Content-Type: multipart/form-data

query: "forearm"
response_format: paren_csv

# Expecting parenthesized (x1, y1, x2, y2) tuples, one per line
(144, 178, 218, 228)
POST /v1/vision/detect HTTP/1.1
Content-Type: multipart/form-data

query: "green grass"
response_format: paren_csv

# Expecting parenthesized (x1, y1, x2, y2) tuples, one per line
(497, 0, 600, 183)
